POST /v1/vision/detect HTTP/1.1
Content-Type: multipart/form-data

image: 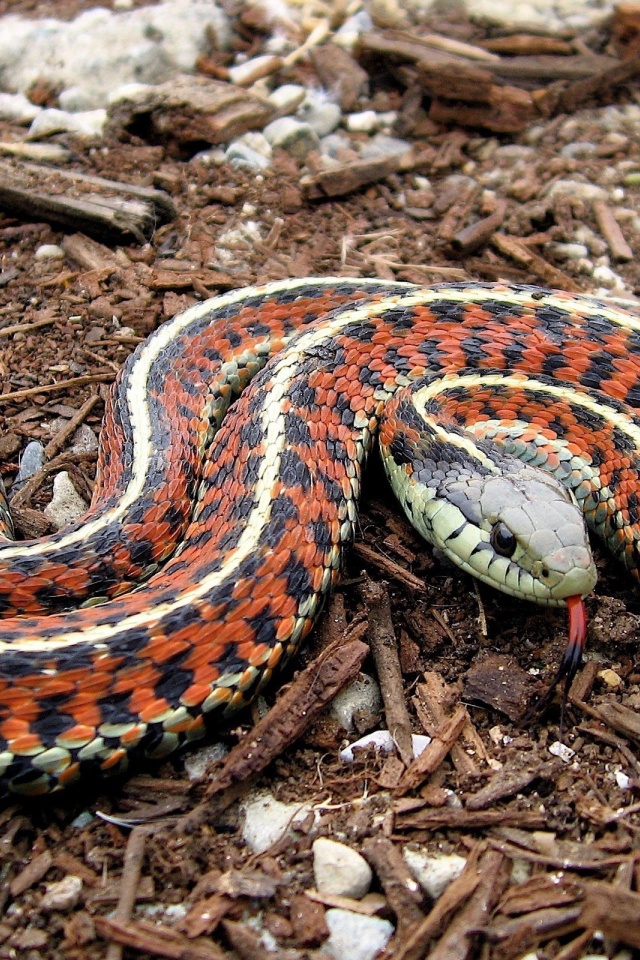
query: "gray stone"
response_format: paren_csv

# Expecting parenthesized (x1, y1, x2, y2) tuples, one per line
(0, 91, 41, 123)
(240, 790, 311, 854)
(324, 909, 394, 960)
(44, 472, 88, 530)
(13, 441, 45, 491)
(263, 117, 320, 159)
(28, 108, 106, 139)
(331, 673, 382, 732)
(40, 875, 83, 912)
(403, 850, 467, 900)
(0, 1, 230, 110)
(313, 837, 372, 899)
(35, 244, 65, 260)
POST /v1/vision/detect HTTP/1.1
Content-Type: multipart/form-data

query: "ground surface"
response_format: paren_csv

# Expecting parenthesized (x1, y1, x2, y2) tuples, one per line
(0, 2, 640, 960)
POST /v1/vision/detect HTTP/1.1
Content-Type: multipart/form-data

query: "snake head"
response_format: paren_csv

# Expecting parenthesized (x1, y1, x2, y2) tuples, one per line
(381, 414, 597, 606)
(432, 463, 598, 604)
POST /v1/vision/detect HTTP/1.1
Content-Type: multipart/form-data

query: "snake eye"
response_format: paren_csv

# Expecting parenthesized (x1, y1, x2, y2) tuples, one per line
(490, 521, 517, 557)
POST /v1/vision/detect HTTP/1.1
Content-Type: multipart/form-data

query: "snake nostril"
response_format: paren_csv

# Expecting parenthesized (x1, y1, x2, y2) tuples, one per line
(541, 567, 550, 579)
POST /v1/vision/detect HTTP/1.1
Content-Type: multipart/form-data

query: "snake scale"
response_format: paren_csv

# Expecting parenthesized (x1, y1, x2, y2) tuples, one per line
(0, 277, 639, 797)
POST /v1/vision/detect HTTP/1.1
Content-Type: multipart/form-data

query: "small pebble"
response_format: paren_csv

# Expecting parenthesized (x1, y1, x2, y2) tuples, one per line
(615, 770, 632, 790)
(183, 742, 228, 780)
(545, 242, 589, 260)
(598, 668, 622, 688)
(345, 110, 379, 133)
(44, 472, 88, 530)
(28, 108, 107, 139)
(70, 424, 99, 455)
(240, 790, 310, 854)
(0, 91, 41, 123)
(324, 908, 393, 960)
(224, 140, 271, 172)
(262, 117, 320, 159)
(331, 673, 381, 732)
(403, 850, 467, 900)
(13, 440, 45, 491)
(313, 837, 372, 900)
(549, 741, 575, 763)
(545, 179, 607, 201)
(301, 99, 342, 138)
(268, 83, 306, 111)
(35, 244, 65, 260)
(40, 875, 83, 912)
(340, 730, 431, 762)
(360, 133, 413, 160)
(592, 264, 622, 287)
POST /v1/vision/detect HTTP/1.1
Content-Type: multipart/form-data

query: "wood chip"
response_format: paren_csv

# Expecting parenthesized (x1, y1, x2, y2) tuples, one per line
(395, 808, 549, 831)
(593, 200, 634, 260)
(394, 704, 468, 796)
(95, 916, 226, 960)
(491, 232, 580, 290)
(393, 844, 484, 960)
(427, 850, 509, 960)
(0, 160, 175, 244)
(359, 577, 415, 765)
(107, 75, 274, 149)
(580, 883, 640, 948)
(465, 758, 561, 811)
(301, 152, 413, 200)
(310, 43, 368, 110)
(10, 849, 53, 897)
(362, 837, 425, 935)
(290, 893, 330, 947)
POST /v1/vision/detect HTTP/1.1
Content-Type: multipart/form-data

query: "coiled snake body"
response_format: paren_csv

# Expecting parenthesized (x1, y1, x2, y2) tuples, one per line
(0, 278, 639, 796)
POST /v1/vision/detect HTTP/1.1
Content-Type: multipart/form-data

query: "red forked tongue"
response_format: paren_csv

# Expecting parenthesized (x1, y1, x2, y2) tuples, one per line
(525, 595, 588, 723)
(562, 595, 588, 692)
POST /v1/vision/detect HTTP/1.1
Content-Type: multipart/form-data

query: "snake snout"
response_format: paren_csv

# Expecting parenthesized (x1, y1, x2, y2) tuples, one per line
(534, 545, 597, 600)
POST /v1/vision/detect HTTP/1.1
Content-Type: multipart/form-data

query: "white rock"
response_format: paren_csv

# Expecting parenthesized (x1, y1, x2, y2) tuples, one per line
(403, 850, 467, 900)
(313, 837, 372, 900)
(333, 10, 374, 49)
(240, 790, 310, 854)
(268, 83, 306, 111)
(301, 100, 342, 138)
(340, 730, 431, 762)
(345, 110, 379, 133)
(324, 909, 394, 960)
(262, 117, 320, 159)
(0, 1, 231, 109)
(35, 244, 65, 260)
(545, 242, 589, 260)
(44, 472, 88, 530)
(28, 108, 106, 139)
(549, 741, 575, 763)
(545, 179, 608, 201)
(70, 424, 99, 455)
(40, 875, 83, 911)
(225, 141, 271, 172)
(0, 91, 41, 123)
(331, 673, 382, 732)
(360, 133, 412, 160)
(320, 132, 353, 159)
(592, 264, 622, 287)
(615, 770, 632, 790)
(559, 142, 597, 159)
(183, 742, 228, 780)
